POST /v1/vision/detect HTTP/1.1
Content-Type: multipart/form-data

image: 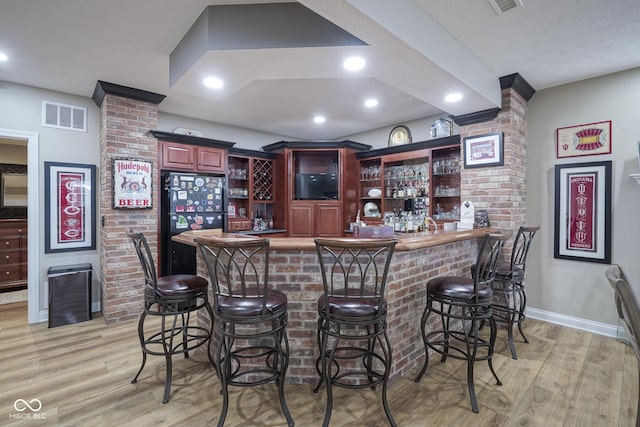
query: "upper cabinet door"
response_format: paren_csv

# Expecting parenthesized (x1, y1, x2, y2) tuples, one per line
(197, 147, 226, 173)
(161, 142, 195, 171)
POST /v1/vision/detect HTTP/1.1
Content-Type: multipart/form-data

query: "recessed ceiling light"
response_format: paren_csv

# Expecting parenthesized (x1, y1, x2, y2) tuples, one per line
(0, 52, 8, 61)
(364, 99, 378, 108)
(343, 56, 365, 71)
(313, 115, 326, 124)
(444, 92, 463, 103)
(203, 76, 224, 89)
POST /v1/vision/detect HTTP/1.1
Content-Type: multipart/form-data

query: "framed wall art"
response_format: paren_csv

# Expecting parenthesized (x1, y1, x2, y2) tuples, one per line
(113, 159, 152, 209)
(554, 161, 612, 264)
(463, 132, 504, 168)
(556, 120, 611, 159)
(45, 161, 96, 253)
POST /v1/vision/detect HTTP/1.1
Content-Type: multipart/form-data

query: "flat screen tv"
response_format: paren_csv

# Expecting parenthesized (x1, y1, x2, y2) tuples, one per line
(295, 173, 338, 200)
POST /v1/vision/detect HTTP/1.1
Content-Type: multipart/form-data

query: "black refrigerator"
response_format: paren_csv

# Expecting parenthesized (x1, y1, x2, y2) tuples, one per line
(161, 172, 225, 275)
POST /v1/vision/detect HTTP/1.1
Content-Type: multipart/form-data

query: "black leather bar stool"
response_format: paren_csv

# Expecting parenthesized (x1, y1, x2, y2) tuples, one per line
(415, 233, 507, 413)
(313, 237, 397, 427)
(491, 225, 539, 359)
(196, 235, 294, 427)
(128, 232, 215, 404)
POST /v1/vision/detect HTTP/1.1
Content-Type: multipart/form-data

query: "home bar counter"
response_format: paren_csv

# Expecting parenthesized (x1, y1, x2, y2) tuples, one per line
(173, 228, 492, 384)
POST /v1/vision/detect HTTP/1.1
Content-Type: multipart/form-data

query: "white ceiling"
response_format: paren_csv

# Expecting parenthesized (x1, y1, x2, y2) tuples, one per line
(0, 0, 639, 141)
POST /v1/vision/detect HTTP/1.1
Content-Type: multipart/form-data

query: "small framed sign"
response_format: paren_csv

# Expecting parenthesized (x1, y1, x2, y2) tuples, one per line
(113, 159, 152, 209)
(556, 120, 611, 159)
(463, 132, 504, 168)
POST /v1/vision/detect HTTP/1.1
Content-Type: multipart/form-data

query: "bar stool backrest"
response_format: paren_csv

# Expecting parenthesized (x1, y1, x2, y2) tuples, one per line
(606, 264, 640, 358)
(508, 226, 540, 273)
(128, 232, 159, 298)
(197, 236, 270, 315)
(474, 233, 508, 299)
(314, 237, 397, 321)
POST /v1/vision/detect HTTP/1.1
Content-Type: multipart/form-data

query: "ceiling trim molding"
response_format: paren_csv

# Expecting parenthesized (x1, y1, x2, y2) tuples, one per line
(356, 135, 460, 159)
(149, 130, 235, 149)
(499, 73, 536, 101)
(450, 108, 501, 127)
(92, 80, 166, 107)
(229, 147, 277, 160)
(261, 140, 372, 152)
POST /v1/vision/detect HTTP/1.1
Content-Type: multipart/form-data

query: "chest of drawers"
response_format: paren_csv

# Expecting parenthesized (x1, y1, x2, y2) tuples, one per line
(0, 219, 27, 290)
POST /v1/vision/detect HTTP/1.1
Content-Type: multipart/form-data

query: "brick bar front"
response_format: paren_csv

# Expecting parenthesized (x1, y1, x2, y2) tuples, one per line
(175, 229, 488, 384)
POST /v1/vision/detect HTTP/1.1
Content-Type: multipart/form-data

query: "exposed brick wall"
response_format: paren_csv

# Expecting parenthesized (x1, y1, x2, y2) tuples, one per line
(98, 94, 160, 324)
(460, 87, 528, 233)
(198, 239, 478, 385)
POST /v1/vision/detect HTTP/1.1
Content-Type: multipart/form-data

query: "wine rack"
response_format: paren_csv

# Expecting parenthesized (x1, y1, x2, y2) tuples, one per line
(252, 158, 273, 201)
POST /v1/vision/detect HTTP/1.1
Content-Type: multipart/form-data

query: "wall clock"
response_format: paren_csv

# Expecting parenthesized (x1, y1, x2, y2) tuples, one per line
(388, 125, 412, 147)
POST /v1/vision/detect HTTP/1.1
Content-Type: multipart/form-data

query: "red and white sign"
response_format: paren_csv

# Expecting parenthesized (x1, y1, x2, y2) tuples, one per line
(57, 172, 85, 243)
(113, 159, 152, 209)
(567, 172, 596, 252)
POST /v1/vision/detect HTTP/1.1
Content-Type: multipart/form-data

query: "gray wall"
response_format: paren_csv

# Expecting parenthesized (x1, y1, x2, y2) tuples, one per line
(526, 66, 640, 330)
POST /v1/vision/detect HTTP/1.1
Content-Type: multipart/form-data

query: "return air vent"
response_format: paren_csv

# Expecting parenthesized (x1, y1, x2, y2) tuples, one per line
(488, 0, 523, 14)
(42, 101, 87, 132)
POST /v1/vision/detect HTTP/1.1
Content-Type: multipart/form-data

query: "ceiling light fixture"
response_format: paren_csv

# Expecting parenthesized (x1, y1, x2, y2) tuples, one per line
(313, 115, 326, 124)
(364, 99, 378, 108)
(0, 52, 8, 61)
(203, 76, 224, 89)
(343, 56, 365, 71)
(444, 93, 463, 103)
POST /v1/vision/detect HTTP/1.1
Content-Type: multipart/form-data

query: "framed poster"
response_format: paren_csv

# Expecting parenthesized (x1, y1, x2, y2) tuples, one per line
(113, 159, 152, 209)
(45, 162, 96, 253)
(554, 161, 612, 264)
(463, 132, 504, 168)
(556, 120, 611, 159)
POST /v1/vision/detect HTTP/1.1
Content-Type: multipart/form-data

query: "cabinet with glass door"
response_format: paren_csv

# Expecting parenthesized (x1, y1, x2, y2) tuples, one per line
(430, 146, 461, 222)
(358, 159, 383, 223)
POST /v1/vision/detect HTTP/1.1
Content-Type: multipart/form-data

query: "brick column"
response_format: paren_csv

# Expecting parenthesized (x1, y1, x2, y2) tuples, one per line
(92, 81, 165, 323)
(456, 73, 535, 231)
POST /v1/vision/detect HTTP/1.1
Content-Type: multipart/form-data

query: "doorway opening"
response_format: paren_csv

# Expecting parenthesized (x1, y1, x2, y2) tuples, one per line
(0, 129, 39, 323)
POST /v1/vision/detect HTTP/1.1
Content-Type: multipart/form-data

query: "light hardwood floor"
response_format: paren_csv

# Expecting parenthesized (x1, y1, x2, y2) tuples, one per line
(0, 301, 636, 426)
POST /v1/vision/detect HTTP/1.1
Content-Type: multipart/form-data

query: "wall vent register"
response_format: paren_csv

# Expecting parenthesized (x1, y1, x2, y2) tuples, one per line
(42, 100, 87, 132)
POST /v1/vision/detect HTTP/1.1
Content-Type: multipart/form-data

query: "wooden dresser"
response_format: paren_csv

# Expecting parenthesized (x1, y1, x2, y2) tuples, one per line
(0, 219, 27, 290)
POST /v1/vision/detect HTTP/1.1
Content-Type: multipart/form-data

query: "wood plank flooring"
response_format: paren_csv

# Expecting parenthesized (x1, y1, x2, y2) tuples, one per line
(0, 301, 636, 426)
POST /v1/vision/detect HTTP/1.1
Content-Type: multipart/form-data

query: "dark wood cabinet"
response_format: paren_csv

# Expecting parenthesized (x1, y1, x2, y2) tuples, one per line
(227, 150, 278, 232)
(355, 136, 461, 228)
(289, 203, 314, 236)
(160, 142, 226, 173)
(261, 141, 369, 237)
(0, 219, 27, 290)
(315, 203, 342, 236)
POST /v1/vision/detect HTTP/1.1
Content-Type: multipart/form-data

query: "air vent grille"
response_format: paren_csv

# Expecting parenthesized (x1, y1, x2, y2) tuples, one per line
(42, 101, 87, 132)
(488, 0, 523, 14)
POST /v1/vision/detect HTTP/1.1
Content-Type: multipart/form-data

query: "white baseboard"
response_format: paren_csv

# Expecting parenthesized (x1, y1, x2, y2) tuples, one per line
(526, 307, 621, 339)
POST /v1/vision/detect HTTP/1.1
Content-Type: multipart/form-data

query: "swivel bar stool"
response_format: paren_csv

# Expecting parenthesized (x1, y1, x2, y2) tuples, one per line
(128, 232, 215, 404)
(313, 237, 397, 427)
(491, 225, 539, 359)
(605, 264, 640, 427)
(415, 233, 507, 413)
(196, 235, 294, 427)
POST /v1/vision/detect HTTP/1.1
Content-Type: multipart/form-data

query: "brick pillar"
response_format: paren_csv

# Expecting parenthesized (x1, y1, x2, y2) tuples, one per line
(92, 81, 165, 323)
(457, 73, 535, 231)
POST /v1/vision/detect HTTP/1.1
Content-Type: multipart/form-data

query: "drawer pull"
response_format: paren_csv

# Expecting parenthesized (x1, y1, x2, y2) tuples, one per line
(5, 255, 9, 259)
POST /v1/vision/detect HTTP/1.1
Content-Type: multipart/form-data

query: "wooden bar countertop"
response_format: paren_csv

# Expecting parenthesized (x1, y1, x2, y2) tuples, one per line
(172, 227, 496, 251)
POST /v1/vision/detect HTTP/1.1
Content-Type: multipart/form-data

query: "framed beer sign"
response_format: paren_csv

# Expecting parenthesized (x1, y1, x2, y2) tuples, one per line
(112, 159, 152, 209)
(554, 161, 611, 264)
